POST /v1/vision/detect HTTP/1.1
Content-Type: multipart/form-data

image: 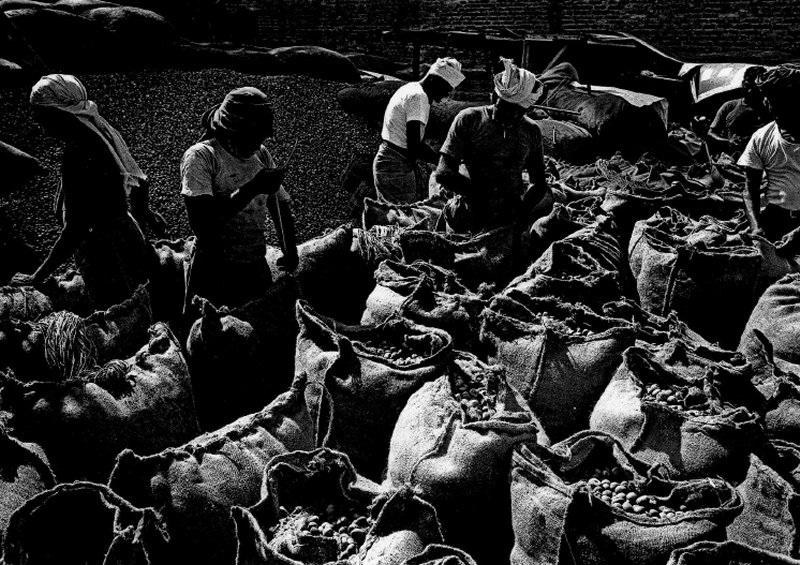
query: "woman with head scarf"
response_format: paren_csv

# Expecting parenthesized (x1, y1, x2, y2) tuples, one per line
(9, 74, 161, 310)
(180, 86, 298, 309)
(738, 64, 800, 241)
(432, 58, 552, 234)
(372, 57, 465, 204)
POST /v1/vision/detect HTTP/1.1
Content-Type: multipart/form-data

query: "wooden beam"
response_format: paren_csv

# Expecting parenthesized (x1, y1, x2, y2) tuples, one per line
(542, 44, 569, 73)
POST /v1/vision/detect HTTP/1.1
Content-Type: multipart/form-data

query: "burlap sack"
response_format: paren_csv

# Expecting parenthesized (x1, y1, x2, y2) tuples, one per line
(561, 216, 627, 275)
(508, 238, 624, 312)
(187, 277, 300, 431)
(668, 541, 800, 565)
(267, 225, 374, 324)
(400, 545, 479, 565)
(525, 197, 603, 263)
(387, 351, 547, 565)
(41, 269, 92, 316)
(350, 225, 405, 275)
(296, 300, 453, 481)
(0, 432, 55, 545)
(2, 481, 170, 565)
(359, 487, 444, 565)
(481, 294, 635, 441)
(362, 260, 486, 348)
(739, 274, 800, 367)
(602, 298, 710, 347)
(108, 374, 319, 565)
(232, 448, 380, 565)
(83, 283, 153, 364)
(0, 317, 50, 380)
(744, 330, 800, 443)
(362, 196, 446, 231)
(398, 226, 515, 290)
(510, 431, 743, 565)
(727, 451, 800, 558)
(1, 322, 199, 481)
(772, 439, 800, 485)
(0, 286, 52, 321)
(601, 299, 754, 382)
(590, 346, 764, 480)
(629, 207, 761, 347)
(602, 171, 728, 233)
(150, 237, 194, 324)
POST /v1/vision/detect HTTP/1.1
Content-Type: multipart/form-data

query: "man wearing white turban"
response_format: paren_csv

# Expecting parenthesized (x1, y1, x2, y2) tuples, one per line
(10, 74, 161, 309)
(432, 58, 552, 234)
(372, 57, 465, 204)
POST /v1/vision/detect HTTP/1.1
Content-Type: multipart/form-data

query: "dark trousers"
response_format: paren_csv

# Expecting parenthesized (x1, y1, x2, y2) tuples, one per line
(185, 246, 273, 310)
(761, 204, 800, 242)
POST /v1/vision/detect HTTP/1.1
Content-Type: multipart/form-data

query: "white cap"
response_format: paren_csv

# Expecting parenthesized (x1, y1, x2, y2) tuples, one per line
(426, 57, 466, 89)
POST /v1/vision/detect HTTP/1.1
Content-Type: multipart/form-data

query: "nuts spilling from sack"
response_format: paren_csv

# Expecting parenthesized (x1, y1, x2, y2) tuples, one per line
(532, 312, 595, 337)
(583, 476, 690, 519)
(361, 333, 440, 366)
(452, 369, 500, 422)
(274, 504, 373, 560)
(641, 383, 711, 416)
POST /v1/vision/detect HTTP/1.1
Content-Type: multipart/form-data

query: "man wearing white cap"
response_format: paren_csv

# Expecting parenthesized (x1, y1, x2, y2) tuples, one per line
(372, 57, 465, 204)
(433, 57, 551, 233)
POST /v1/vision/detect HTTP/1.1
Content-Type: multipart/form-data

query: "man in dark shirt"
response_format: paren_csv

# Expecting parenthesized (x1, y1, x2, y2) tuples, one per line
(707, 65, 768, 154)
(432, 58, 551, 234)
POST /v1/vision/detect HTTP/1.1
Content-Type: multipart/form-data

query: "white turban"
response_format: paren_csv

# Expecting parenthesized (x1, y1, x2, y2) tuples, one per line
(30, 74, 147, 195)
(493, 58, 544, 109)
(425, 57, 465, 89)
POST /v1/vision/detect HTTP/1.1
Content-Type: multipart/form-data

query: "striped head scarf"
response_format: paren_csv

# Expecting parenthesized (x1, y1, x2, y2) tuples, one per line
(30, 74, 147, 195)
(493, 58, 544, 109)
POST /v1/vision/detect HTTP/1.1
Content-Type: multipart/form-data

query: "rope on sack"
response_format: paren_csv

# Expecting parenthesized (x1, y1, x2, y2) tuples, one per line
(596, 159, 649, 194)
(36, 311, 98, 381)
(352, 225, 405, 266)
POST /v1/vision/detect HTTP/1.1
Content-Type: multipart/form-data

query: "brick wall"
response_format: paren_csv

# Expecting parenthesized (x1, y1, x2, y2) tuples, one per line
(216, 0, 800, 64)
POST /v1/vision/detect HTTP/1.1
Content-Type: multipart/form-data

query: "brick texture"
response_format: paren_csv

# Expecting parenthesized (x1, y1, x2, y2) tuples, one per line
(214, 0, 800, 65)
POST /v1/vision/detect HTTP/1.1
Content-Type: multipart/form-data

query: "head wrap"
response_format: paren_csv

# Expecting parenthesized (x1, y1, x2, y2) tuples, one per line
(201, 86, 273, 141)
(30, 74, 146, 195)
(757, 64, 800, 100)
(425, 57, 465, 89)
(742, 65, 765, 88)
(493, 58, 544, 109)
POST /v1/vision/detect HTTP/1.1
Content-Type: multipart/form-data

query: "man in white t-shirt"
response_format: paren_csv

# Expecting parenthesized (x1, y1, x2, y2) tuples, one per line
(372, 57, 465, 204)
(738, 64, 800, 241)
(181, 86, 297, 308)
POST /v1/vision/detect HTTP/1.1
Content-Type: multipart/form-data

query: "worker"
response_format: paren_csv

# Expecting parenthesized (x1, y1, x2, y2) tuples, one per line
(707, 65, 769, 154)
(180, 86, 298, 308)
(432, 58, 552, 234)
(373, 57, 465, 204)
(739, 64, 800, 241)
(9, 74, 162, 310)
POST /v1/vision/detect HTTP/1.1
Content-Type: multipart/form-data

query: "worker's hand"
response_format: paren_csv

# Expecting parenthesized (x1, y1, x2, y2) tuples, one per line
(9, 272, 39, 287)
(276, 250, 299, 273)
(254, 167, 286, 195)
(436, 171, 473, 197)
(729, 135, 746, 149)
